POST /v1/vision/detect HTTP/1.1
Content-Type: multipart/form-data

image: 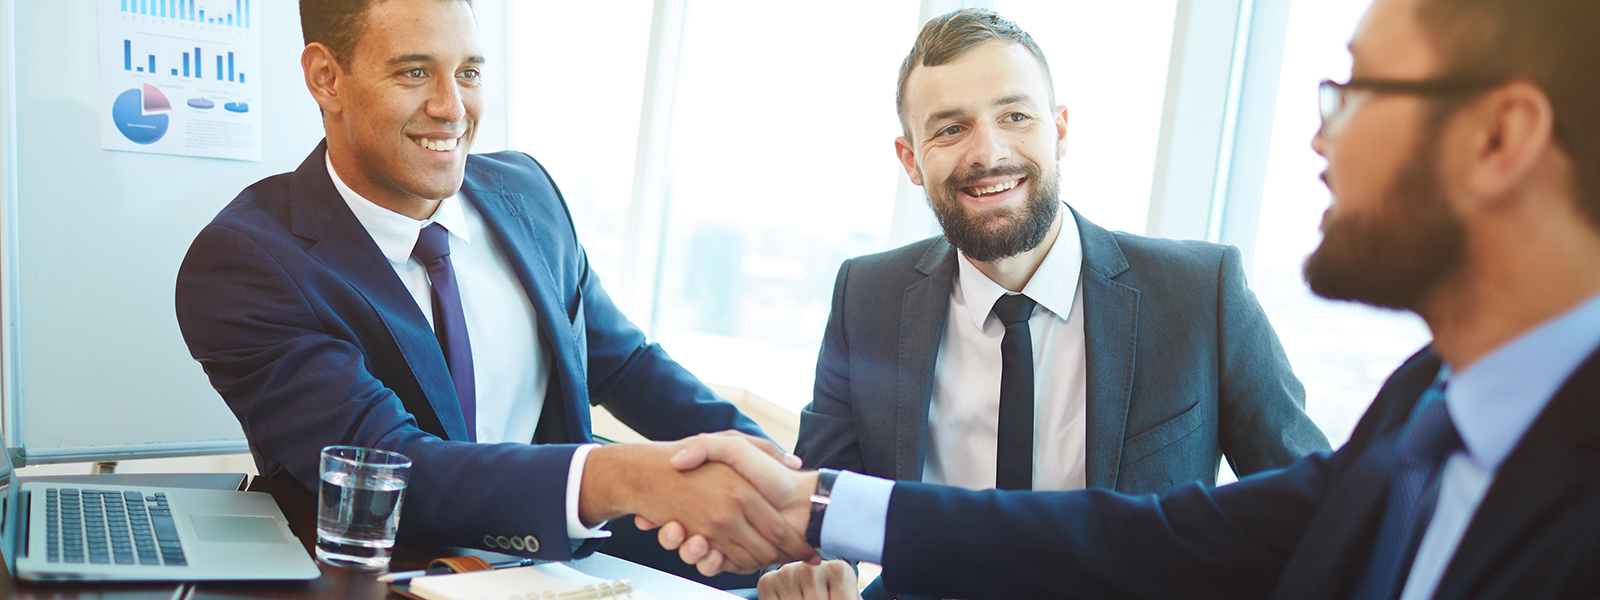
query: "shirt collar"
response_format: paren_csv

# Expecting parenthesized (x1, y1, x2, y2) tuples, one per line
(955, 205, 1084, 330)
(1446, 290, 1600, 470)
(325, 153, 471, 266)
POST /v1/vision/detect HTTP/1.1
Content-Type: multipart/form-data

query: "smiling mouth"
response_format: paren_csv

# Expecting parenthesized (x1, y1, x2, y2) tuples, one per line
(415, 136, 460, 152)
(963, 177, 1023, 198)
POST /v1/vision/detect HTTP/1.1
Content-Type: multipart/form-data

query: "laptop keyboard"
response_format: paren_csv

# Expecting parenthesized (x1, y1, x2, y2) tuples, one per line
(43, 489, 187, 567)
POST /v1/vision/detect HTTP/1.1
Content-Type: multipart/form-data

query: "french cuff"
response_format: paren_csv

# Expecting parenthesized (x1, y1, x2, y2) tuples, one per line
(565, 443, 613, 540)
(818, 470, 893, 564)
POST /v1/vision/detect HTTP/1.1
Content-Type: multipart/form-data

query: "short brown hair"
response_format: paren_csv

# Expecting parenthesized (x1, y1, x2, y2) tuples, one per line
(896, 8, 1054, 138)
(1417, 0, 1600, 230)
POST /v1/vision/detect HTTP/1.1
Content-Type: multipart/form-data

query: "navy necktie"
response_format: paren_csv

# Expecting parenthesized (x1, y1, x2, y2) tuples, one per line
(1353, 378, 1460, 600)
(992, 293, 1037, 491)
(413, 224, 477, 442)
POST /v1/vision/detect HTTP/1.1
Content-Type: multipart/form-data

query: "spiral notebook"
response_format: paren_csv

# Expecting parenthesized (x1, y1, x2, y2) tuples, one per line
(407, 563, 653, 600)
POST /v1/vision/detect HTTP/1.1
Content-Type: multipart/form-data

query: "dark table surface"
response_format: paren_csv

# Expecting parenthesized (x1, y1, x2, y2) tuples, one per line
(5, 473, 740, 600)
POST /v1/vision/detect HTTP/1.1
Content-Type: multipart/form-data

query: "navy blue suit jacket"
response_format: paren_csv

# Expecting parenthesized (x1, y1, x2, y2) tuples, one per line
(876, 347, 1600, 599)
(175, 142, 763, 559)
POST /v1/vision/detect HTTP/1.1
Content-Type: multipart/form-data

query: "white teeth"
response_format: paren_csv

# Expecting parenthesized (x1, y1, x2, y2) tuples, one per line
(971, 179, 1020, 196)
(418, 137, 458, 152)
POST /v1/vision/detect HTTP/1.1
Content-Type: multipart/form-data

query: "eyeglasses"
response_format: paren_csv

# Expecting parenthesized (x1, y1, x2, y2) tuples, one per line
(1318, 76, 1505, 138)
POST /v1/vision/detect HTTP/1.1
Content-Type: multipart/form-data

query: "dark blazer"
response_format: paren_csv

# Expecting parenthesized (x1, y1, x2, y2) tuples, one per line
(876, 346, 1600, 599)
(797, 207, 1329, 493)
(175, 142, 763, 560)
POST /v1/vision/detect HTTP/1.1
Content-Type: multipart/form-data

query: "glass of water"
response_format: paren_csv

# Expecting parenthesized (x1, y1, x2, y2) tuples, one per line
(316, 446, 412, 570)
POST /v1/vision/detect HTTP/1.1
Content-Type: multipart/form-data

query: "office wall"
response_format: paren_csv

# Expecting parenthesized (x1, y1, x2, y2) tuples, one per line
(1, 0, 511, 464)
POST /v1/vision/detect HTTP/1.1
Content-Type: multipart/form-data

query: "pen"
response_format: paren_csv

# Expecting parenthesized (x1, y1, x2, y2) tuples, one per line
(377, 558, 542, 583)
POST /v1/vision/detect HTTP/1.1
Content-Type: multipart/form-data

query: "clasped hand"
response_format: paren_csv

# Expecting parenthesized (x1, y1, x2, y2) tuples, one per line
(636, 432, 819, 579)
(581, 432, 819, 576)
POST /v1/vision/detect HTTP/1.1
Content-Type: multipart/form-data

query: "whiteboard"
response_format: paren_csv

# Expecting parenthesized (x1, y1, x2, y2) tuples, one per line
(0, 0, 511, 464)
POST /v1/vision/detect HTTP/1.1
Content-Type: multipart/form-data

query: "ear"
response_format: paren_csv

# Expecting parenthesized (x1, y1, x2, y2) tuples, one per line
(895, 135, 924, 186)
(302, 43, 345, 116)
(1054, 104, 1069, 160)
(1460, 81, 1556, 206)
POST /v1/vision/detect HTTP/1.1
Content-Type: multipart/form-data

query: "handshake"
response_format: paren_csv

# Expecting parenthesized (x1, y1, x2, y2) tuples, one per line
(577, 431, 823, 576)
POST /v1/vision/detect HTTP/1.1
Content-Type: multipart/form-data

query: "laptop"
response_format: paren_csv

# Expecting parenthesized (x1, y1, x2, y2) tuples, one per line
(0, 432, 319, 581)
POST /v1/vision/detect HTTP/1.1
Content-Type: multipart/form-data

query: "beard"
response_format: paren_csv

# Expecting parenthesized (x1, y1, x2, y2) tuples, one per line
(1303, 131, 1466, 311)
(926, 162, 1061, 262)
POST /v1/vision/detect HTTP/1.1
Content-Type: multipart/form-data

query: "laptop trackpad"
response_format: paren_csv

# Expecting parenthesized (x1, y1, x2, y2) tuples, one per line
(189, 514, 291, 544)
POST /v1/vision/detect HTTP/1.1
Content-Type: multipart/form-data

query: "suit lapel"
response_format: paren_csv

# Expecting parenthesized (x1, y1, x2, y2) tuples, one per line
(288, 142, 471, 441)
(898, 240, 958, 482)
(459, 161, 591, 444)
(1429, 348, 1600, 600)
(1073, 209, 1140, 490)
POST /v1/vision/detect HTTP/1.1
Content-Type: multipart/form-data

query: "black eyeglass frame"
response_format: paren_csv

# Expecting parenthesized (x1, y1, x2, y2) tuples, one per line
(1317, 76, 1507, 136)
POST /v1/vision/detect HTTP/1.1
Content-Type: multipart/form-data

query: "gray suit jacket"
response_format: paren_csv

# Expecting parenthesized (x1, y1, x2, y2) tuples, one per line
(796, 208, 1329, 493)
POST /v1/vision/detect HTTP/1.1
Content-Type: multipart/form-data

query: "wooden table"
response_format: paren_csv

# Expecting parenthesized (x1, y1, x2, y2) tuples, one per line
(6, 474, 743, 600)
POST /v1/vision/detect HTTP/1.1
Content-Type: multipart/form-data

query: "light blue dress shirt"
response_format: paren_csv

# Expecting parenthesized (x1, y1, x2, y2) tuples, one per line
(822, 292, 1600, 586)
(1399, 290, 1600, 599)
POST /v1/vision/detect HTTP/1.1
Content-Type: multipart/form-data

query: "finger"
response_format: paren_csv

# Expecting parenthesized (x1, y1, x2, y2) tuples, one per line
(716, 431, 801, 468)
(678, 533, 710, 564)
(711, 438, 804, 503)
(634, 515, 658, 530)
(823, 561, 858, 600)
(757, 569, 781, 600)
(657, 521, 685, 551)
(695, 549, 725, 578)
(670, 438, 711, 471)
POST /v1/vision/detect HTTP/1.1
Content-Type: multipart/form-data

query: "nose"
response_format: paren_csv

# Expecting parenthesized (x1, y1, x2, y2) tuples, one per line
(1311, 128, 1328, 157)
(962, 122, 1011, 170)
(426, 76, 468, 124)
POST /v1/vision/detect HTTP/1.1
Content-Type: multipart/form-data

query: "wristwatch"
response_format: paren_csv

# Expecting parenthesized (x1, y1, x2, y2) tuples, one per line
(805, 469, 840, 548)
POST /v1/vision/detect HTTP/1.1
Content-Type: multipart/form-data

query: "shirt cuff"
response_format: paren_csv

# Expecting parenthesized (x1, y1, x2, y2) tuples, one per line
(818, 470, 894, 564)
(566, 444, 613, 540)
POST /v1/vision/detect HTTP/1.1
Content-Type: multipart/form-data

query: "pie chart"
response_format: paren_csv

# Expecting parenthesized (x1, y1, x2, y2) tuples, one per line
(112, 84, 170, 145)
(224, 102, 249, 113)
(187, 98, 215, 109)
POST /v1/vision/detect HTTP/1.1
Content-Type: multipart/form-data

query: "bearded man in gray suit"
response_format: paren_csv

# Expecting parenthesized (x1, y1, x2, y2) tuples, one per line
(791, 11, 1329, 595)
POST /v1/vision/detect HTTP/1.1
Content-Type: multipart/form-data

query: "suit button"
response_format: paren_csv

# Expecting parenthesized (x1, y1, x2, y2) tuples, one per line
(483, 535, 498, 548)
(510, 536, 525, 551)
(524, 535, 539, 553)
(496, 535, 511, 549)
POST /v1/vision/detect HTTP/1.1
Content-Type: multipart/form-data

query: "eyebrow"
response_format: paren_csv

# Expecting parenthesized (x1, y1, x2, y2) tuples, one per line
(386, 53, 487, 67)
(922, 94, 1037, 131)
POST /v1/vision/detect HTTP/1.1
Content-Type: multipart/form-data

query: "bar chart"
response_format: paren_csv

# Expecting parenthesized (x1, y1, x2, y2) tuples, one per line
(99, 0, 262, 161)
(118, 0, 250, 29)
(120, 40, 246, 84)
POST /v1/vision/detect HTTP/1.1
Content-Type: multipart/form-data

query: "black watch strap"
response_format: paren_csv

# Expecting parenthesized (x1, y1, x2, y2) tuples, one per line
(805, 469, 840, 548)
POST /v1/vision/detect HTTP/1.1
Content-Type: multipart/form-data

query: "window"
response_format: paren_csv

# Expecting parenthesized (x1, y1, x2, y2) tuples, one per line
(992, 0, 1178, 235)
(509, 0, 655, 291)
(1248, 0, 1431, 445)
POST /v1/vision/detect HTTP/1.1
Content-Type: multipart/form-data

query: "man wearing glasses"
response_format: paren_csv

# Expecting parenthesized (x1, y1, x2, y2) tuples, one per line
(660, 0, 1600, 596)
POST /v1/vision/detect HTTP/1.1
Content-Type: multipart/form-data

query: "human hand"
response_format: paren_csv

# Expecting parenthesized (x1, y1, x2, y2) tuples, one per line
(578, 440, 813, 574)
(758, 560, 861, 600)
(635, 432, 817, 575)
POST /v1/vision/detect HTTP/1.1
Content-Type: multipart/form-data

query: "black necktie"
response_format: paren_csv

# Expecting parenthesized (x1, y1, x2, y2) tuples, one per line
(992, 293, 1037, 491)
(412, 224, 477, 443)
(1353, 378, 1459, 600)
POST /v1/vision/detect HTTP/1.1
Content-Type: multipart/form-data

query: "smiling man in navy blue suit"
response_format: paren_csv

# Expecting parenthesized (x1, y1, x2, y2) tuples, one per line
(659, 0, 1600, 597)
(174, 0, 814, 577)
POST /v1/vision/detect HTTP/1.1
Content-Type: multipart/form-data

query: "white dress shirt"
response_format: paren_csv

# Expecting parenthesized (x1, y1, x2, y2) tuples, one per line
(326, 156, 606, 540)
(925, 212, 1087, 491)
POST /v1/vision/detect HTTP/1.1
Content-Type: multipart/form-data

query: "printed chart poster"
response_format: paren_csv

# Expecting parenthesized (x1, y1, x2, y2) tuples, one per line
(98, 0, 261, 161)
